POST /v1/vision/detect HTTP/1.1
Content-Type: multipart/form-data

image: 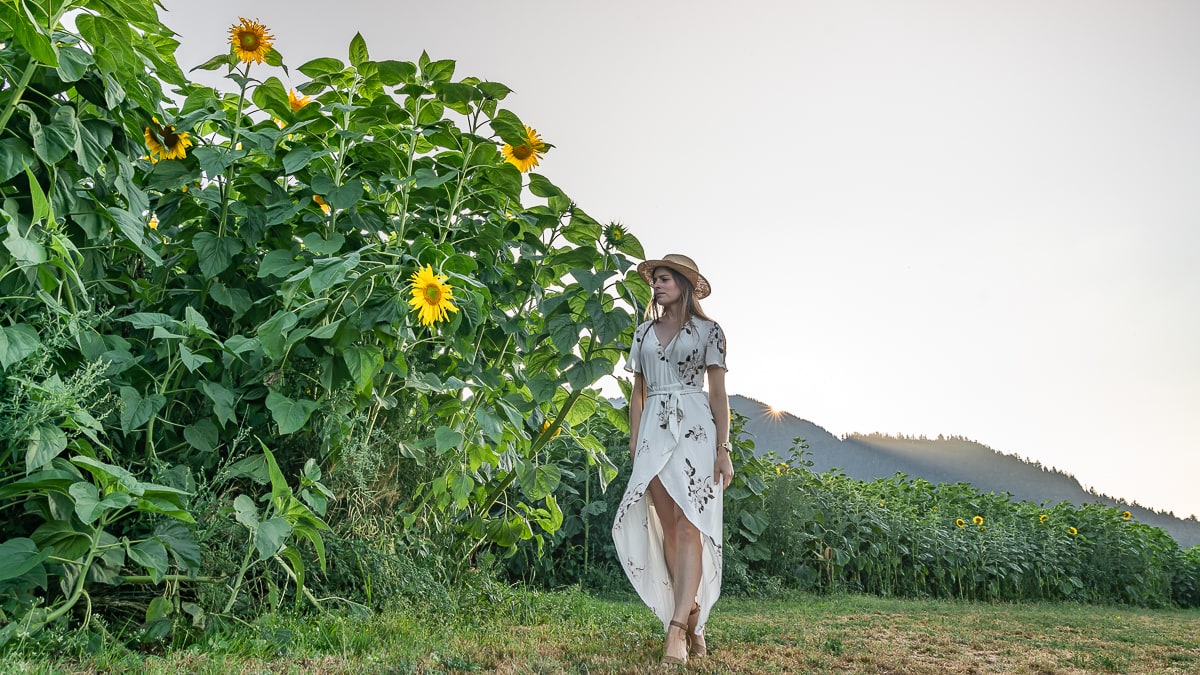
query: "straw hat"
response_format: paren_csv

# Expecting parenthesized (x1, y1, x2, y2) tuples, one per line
(637, 253, 711, 299)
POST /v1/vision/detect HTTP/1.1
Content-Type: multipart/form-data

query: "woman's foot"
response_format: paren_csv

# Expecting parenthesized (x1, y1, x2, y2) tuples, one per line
(687, 603, 708, 657)
(662, 620, 689, 666)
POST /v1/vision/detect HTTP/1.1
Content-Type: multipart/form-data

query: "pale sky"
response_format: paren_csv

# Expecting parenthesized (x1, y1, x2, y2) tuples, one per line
(160, 1, 1200, 519)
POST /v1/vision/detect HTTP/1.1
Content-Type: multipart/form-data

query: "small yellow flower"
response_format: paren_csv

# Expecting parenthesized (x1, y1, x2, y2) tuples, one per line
(288, 88, 311, 111)
(1122, 511, 1132, 521)
(273, 117, 286, 129)
(407, 264, 459, 327)
(229, 17, 274, 65)
(1039, 514, 1048, 523)
(879, 501, 885, 508)
(973, 515, 984, 526)
(500, 125, 545, 173)
(540, 420, 561, 439)
(312, 194, 331, 215)
(775, 466, 782, 475)
(148, 215, 158, 230)
(235, 142, 243, 151)
(1068, 526, 1078, 536)
(955, 518, 965, 528)
(144, 117, 192, 161)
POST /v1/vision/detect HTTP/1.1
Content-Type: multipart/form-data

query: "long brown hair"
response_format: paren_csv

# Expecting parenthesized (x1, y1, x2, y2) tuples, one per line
(645, 266, 712, 324)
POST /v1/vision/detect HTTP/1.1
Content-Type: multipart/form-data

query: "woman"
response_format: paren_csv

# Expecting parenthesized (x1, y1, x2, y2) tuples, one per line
(612, 253, 733, 666)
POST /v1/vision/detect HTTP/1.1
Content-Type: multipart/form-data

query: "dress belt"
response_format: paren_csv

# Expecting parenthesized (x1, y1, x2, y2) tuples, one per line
(646, 384, 704, 443)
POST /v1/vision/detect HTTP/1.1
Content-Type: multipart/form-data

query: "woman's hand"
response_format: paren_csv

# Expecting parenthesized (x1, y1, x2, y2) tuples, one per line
(715, 448, 734, 489)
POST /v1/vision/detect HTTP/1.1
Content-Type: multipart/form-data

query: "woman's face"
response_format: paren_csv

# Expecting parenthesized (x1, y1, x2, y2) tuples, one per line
(652, 267, 683, 308)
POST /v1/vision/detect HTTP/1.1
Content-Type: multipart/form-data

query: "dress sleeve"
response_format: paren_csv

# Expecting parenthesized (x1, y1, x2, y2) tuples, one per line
(705, 321, 728, 371)
(625, 321, 651, 374)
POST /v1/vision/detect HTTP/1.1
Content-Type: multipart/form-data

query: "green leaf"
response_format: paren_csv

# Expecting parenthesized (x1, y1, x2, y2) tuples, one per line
(565, 358, 612, 391)
(0, 538, 50, 582)
(298, 57, 344, 78)
(69, 482, 133, 525)
(265, 392, 319, 435)
(27, 105, 78, 165)
(178, 343, 212, 372)
(199, 380, 237, 427)
(309, 252, 359, 294)
(342, 345, 383, 395)
(325, 179, 363, 211)
(517, 463, 562, 501)
(233, 494, 259, 529)
(8, 5, 57, 65)
(75, 118, 113, 175)
(107, 207, 164, 266)
(183, 418, 219, 453)
(349, 32, 369, 67)
(258, 249, 303, 278)
(190, 52, 234, 72)
(25, 424, 67, 473)
(450, 473, 473, 509)
(0, 323, 41, 370)
(257, 310, 298, 360)
(255, 517, 291, 561)
(155, 521, 202, 571)
(281, 147, 314, 174)
(301, 232, 345, 256)
(490, 109, 529, 146)
(128, 539, 169, 583)
(377, 59, 416, 85)
(434, 426, 462, 454)
(120, 386, 167, 433)
(192, 232, 242, 279)
(0, 138, 36, 183)
(548, 313, 579, 353)
(3, 220, 46, 264)
(55, 45, 94, 82)
(251, 76, 292, 118)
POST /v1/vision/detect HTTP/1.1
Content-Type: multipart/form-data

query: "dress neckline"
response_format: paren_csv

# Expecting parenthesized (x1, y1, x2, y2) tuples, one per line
(652, 318, 688, 349)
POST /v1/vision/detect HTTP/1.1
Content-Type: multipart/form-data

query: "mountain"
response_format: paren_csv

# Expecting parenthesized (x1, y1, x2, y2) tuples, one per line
(730, 394, 1200, 548)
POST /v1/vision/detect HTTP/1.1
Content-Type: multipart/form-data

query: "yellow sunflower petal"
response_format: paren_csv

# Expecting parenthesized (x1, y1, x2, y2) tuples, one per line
(288, 88, 311, 111)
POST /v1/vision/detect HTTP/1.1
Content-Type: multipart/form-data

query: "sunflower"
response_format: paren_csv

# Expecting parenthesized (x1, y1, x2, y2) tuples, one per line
(501, 125, 546, 172)
(1122, 511, 1132, 521)
(973, 515, 984, 526)
(229, 17, 274, 65)
(289, 88, 311, 111)
(1068, 526, 1078, 536)
(955, 518, 965, 528)
(144, 117, 192, 161)
(312, 194, 331, 215)
(408, 264, 459, 327)
(1039, 514, 1048, 523)
(603, 222, 627, 247)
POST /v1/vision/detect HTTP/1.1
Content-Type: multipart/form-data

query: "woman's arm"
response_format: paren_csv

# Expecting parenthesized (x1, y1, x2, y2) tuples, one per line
(629, 371, 646, 461)
(708, 366, 733, 489)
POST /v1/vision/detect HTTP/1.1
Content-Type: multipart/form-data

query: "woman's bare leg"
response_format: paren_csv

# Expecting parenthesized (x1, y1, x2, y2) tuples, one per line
(647, 477, 678, 580)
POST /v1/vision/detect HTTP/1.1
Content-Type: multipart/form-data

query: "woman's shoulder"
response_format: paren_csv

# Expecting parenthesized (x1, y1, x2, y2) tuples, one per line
(688, 316, 723, 333)
(631, 319, 655, 342)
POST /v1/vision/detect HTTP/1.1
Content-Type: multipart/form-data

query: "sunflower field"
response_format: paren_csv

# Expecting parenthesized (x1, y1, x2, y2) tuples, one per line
(1, 0, 1197, 658)
(0, 1, 651, 645)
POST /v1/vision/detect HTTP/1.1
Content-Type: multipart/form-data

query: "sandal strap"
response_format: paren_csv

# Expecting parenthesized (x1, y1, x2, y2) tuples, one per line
(669, 619, 688, 631)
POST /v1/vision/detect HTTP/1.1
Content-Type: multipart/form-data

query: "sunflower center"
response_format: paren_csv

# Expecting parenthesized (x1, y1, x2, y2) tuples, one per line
(239, 32, 259, 50)
(424, 285, 441, 303)
(511, 144, 533, 160)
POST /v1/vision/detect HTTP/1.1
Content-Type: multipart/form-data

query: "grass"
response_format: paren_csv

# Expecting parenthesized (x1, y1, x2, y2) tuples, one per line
(4, 590, 1198, 674)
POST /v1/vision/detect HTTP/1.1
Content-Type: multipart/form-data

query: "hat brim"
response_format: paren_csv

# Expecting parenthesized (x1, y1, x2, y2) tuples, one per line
(637, 259, 711, 299)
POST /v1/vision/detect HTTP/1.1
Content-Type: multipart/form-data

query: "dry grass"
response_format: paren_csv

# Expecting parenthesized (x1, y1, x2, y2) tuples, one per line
(5, 592, 1198, 674)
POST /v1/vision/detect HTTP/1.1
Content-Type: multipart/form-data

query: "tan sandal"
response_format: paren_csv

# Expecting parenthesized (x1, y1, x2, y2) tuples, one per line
(662, 619, 689, 666)
(687, 603, 708, 657)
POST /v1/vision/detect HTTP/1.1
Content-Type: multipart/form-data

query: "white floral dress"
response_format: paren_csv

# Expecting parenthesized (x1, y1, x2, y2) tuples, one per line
(612, 316, 728, 636)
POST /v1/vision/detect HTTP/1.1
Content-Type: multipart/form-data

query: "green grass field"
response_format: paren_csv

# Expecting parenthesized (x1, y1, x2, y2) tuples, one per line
(5, 590, 1198, 674)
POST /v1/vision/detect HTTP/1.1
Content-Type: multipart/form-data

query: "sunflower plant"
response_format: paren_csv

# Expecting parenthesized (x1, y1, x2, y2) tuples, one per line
(0, 4, 651, 641)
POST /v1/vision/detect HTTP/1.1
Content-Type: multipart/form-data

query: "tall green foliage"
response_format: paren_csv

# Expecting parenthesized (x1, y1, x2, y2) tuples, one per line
(0, 1, 646, 641)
